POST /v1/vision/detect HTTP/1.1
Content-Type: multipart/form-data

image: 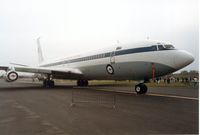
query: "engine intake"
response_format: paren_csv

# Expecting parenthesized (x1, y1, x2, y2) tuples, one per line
(5, 71, 18, 82)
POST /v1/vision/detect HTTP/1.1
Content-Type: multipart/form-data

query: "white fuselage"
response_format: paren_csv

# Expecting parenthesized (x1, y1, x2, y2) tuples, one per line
(40, 41, 194, 81)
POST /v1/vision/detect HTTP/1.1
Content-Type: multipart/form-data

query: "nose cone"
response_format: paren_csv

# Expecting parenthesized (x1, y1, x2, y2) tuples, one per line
(174, 50, 194, 70)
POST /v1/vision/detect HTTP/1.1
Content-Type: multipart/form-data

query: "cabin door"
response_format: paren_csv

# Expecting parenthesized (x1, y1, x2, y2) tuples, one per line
(110, 51, 115, 64)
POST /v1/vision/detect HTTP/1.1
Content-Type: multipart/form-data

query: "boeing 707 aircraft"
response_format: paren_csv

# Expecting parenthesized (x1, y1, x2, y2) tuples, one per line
(0, 39, 194, 94)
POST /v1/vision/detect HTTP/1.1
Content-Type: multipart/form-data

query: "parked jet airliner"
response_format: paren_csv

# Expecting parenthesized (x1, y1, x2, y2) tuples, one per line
(0, 39, 194, 94)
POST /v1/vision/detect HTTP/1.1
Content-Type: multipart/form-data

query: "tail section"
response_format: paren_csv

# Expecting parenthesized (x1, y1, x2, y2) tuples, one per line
(37, 37, 44, 65)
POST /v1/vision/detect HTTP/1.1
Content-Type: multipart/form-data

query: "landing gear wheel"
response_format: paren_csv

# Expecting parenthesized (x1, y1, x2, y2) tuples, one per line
(83, 80, 88, 86)
(43, 80, 55, 88)
(135, 83, 148, 94)
(142, 84, 147, 93)
(77, 80, 80, 86)
(135, 84, 142, 94)
(43, 80, 47, 88)
(77, 80, 88, 86)
(49, 80, 55, 87)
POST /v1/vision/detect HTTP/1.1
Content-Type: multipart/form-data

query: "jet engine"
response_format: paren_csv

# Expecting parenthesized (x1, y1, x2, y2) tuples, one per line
(5, 71, 18, 82)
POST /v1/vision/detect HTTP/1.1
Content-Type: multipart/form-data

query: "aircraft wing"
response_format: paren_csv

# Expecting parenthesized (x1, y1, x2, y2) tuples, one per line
(0, 66, 83, 79)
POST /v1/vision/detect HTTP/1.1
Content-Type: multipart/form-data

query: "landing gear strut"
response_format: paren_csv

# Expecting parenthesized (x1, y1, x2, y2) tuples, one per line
(77, 79, 88, 87)
(135, 83, 148, 94)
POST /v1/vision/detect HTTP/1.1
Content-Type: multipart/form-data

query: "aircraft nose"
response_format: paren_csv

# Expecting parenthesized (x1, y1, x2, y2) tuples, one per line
(174, 50, 194, 69)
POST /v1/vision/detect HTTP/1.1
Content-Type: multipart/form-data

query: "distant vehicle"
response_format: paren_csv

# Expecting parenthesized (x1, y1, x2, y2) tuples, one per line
(0, 39, 194, 94)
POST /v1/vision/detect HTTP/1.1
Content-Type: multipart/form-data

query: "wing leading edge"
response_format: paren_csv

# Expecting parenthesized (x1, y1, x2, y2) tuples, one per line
(0, 66, 83, 80)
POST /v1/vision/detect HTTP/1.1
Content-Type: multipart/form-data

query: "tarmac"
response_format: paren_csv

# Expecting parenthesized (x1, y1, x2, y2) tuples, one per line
(0, 79, 198, 135)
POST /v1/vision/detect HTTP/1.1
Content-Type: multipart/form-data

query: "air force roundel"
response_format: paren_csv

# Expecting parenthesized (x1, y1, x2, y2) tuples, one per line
(106, 64, 114, 75)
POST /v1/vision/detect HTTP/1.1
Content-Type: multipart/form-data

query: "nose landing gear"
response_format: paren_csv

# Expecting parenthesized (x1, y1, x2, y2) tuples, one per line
(135, 83, 147, 94)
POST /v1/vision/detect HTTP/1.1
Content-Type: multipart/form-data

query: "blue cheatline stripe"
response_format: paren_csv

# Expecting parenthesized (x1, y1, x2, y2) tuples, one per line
(115, 46, 156, 56)
(41, 46, 158, 67)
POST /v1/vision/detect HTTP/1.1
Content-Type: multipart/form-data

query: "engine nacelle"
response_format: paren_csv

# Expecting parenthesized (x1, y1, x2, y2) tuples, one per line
(5, 71, 18, 82)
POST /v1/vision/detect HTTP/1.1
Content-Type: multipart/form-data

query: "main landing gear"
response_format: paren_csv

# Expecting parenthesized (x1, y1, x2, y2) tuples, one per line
(77, 79, 88, 87)
(43, 74, 55, 88)
(43, 79, 55, 88)
(135, 83, 148, 94)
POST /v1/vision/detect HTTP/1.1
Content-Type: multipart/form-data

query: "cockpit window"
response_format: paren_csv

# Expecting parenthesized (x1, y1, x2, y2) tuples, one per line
(157, 44, 175, 50)
(116, 46, 122, 50)
(151, 45, 157, 51)
(164, 45, 175, 49)
(158, 45, 165, 50)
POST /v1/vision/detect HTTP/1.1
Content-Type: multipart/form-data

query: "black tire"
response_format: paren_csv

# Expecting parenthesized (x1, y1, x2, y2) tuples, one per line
(77, 80, 80, 86)
(141, 84, 147, 94)
(84, 80, 88, 86)
(43, 80, 55, 88)
(43, 80, 48, 88)
(77, 80, 83, 86)
(77, 80, 88, 86)
(135, 84, 143, 94)
(135, 83, 148, 94)
(49, 80, 55, 87)
(80, 80, 84, 86)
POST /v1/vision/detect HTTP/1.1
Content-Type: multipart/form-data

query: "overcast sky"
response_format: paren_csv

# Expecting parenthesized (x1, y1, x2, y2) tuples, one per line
(0, 0, 198, 72)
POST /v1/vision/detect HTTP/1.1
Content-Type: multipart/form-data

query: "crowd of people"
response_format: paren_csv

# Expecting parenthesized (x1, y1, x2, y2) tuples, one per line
(154, 76, 199, 87)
